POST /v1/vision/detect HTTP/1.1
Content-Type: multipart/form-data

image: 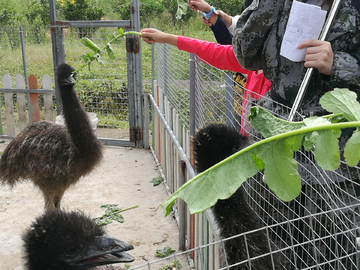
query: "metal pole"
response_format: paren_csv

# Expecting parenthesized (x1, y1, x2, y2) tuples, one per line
(49, 0, 66, 115)
(287, 0, 342, 121)
(225, 73, 234, 127)
(19, 26, 32, 123)
(189, 53, 196, 137)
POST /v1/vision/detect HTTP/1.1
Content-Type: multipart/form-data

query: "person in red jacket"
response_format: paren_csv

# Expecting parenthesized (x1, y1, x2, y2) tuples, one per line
(188, 0, 270, 135)
(140, 28, 272, 136)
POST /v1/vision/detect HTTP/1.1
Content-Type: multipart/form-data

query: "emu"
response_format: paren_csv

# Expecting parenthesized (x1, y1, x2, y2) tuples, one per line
(0, 63, 103, 210)
(193, 123, 284, 270)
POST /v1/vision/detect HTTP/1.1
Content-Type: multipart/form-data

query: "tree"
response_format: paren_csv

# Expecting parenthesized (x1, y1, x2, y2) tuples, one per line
(26, 0, 55, 44)
(140, 0, 165, 28)
(0, 1, 21, 49)
(208, 0, 244, 16)
(58, 0, 104, 38)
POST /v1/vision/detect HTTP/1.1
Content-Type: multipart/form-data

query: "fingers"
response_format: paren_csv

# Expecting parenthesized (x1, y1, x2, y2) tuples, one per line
(188, 0, 211, 12)
(298, 39, 334, 75)
(140, 28, 157, 44)
(201, 16, 213, 27)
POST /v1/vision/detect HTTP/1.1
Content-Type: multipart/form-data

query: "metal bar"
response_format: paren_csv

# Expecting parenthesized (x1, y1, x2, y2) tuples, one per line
(225, 72, 235, 126)
(19, 27, 29, 90)
(0, 88, 55, 94)
(19, 26, 31, 123)
(143, 94, 150, 149)
(148, 93, 196, 177)
(189, 53, 196, 137)
(99, 138, 135, 147)
(49, 0, 65, 115)
(287, 0, 342, 121)
(51, 20, 131, 28)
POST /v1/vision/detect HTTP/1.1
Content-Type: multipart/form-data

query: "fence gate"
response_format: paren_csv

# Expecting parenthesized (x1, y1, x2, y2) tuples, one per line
(49, 0, 146, 148)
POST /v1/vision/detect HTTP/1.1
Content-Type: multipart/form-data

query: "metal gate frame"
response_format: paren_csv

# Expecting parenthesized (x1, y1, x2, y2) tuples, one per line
(49, 0, 147, 148)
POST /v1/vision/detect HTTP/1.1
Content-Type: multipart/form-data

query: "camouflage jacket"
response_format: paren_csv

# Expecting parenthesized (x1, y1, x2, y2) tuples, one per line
(233, 0, 360, 115)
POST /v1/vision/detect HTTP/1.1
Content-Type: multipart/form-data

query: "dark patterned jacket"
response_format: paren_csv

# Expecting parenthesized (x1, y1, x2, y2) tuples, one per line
(233, 0, 360, 116)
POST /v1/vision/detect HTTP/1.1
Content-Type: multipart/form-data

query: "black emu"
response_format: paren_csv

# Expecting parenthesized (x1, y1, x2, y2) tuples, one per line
(22, 210, 134, 270)
(0, 63, 103, 210)
(193, 123, 284, 270)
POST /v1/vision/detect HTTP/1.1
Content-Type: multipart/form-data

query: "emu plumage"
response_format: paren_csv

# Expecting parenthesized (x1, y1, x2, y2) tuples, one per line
(193, 123, 284, 270)
(0, 63, 103, 210)
(22, 210, 134, 270)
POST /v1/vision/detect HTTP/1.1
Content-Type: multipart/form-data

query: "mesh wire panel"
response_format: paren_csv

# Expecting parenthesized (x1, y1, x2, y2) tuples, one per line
(64, 27, 130, 140)
(154, 42, 360, 270)
(0, 26, 133, 140)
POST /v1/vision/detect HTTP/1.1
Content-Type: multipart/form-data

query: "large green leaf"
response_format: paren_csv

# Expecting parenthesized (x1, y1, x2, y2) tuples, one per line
(344, 130, 360, 166)
(250, 106, 305, 138)
(259, 138, 302, 201)
(162, 89, 360, 215)
(320, 88, 360, 121)
(163, 146, 260, 215)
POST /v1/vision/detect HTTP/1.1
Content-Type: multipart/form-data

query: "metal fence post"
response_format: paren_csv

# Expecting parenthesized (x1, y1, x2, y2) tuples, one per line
(19, 26, 32, 123)
(127, 0, 144, 147)
(49, 0, 66, 115)
(225, 73, 235, 127)
(189, 53, 196, 137)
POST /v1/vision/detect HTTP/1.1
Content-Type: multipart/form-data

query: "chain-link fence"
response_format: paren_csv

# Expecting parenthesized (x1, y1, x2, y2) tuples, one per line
(150, 42, 360, 270)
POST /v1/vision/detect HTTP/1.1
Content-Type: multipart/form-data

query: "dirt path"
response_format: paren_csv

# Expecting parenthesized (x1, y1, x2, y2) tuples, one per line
(0, 140, 185, 270)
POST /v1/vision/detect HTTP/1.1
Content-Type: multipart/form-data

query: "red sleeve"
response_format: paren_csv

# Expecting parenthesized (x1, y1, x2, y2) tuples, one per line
(177, 36, 249, 75)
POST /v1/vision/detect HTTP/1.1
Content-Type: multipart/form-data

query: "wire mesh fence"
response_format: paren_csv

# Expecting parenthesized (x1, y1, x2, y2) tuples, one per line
(150, 42, 360, 270)
(0, 25, 149, 141)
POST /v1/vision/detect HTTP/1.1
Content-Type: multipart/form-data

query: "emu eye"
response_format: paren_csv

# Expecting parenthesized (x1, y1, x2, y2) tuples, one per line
(65, 243, 83, 257)
(71, 72, 77, 81)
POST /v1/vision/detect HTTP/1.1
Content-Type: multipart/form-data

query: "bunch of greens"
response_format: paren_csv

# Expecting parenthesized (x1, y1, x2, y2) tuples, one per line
(151, 176, 164, 186)
(155, 247, 176, 258)
(93, 204, 138, 226)
(78, 28, 143, 72)
(159, 260, 182, 270)
(162, 88, 360, 215)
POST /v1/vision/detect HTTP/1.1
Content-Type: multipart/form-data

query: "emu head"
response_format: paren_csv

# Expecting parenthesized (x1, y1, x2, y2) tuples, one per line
(22, 210, 134, 270)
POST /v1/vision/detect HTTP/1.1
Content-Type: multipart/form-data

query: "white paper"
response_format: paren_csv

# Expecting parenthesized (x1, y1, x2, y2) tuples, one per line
(280, 0, 327, 62)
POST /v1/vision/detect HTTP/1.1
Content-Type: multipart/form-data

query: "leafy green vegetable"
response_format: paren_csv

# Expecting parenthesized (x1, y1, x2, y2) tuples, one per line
(76, 28, 143, 73)
(93, 204, 139, 226)
(155, 247, 175, 258)
(151, 176, 164, 186)
(175, 1, 188, 19)
(161, 88, 360, 215)
(159, 260, 182, 270)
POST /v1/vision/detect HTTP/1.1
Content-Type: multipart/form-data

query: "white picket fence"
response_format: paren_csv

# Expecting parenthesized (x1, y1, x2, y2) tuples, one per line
(149, 80, 223, 270)
(1, 74, 55, 137)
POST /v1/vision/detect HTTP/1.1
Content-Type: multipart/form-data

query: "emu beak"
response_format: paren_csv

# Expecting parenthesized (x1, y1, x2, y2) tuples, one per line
(67, 235, 135, 267)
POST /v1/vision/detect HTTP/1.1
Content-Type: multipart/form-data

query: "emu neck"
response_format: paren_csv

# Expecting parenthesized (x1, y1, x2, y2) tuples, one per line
(60, 87, 97, 154)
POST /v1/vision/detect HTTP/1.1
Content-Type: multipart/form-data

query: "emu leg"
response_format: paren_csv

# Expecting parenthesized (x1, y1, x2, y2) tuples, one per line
(41, 187, 66, 211)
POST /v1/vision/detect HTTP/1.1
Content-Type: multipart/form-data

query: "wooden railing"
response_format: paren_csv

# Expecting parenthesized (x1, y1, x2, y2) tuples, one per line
(1, 74, 55, 137)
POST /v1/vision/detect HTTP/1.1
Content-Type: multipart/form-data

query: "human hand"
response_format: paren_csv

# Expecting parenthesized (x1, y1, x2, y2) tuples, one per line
(188, 0, 212, 12)
(298, 39, 333, 75)
(201, 15, 213, 27)
(140, 28, 178, 47)
(140, 28, 166, 44)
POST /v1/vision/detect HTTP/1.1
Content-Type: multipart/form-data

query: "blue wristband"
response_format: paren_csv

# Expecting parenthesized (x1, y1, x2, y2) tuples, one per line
(200, 6, 216, 20)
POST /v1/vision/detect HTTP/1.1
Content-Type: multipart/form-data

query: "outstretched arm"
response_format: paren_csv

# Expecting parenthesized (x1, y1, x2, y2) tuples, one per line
(140, 28, 249, 74)
(140, 28, 178, 46)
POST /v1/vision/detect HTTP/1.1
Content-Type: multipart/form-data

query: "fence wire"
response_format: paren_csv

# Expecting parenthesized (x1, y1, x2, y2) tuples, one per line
(0, 26, 139, 141)
(152, 42, 360, 270)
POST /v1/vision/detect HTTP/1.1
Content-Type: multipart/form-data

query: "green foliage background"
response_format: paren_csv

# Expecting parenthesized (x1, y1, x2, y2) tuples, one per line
(0, 0, 244, 121)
